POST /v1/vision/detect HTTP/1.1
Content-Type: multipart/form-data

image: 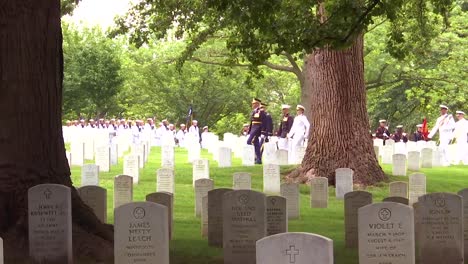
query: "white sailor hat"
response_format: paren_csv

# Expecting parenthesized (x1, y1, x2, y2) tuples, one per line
(203, 126, 208, 130)
(192, 120, 198, 123)
(396, 125, 403, 128)
(89, 119, 95, 122)
(439, 104, 448, 109)
(180, 124, 186, 127)
(281, 104, 291, 109)
(379, 119, 387, 123)
(416, 124, 423, 128)
(243, 123, 249, 127)
(296, 105, 305, 111)
(456, 110, 465, 115)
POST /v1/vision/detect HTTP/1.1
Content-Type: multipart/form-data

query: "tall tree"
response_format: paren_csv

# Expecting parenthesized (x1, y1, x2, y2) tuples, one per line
(115, 0, 454, 184)
(62, 24, 124, 120)
(0, 0, 113, 262)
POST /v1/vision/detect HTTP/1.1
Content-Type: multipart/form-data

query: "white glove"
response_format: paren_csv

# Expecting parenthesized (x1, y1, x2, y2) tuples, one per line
(260, 135, 265, 139)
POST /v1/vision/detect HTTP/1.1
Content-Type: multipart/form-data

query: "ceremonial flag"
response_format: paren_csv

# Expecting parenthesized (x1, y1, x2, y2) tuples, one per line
(422, 117, 429, 140)
(186, 105, 193, 126)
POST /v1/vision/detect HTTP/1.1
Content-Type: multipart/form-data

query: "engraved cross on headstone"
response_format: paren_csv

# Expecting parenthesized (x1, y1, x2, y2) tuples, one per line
(286, 245, 299, 263)
(44, 188, 52, 199)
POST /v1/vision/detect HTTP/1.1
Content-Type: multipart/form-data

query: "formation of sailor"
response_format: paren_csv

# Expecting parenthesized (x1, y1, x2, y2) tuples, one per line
(411, 124, 425, 141)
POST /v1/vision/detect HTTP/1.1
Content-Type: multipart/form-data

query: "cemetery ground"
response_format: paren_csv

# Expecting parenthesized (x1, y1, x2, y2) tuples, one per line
(69, 147, 467, 264)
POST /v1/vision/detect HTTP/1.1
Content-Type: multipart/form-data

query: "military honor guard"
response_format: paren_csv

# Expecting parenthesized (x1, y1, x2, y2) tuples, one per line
(375, 119, 391, 143)
(247, 98, 267, 164)
(288, 105, 310, 164)
(277, 104, 294, 150)
(392, 125, 408, 143)
(428, 104, 456, 166)
(176, 124, 187, 147)
(411, 124, 425, 141)
(260, 103, 273, 142)
(453, 110, 468, 165)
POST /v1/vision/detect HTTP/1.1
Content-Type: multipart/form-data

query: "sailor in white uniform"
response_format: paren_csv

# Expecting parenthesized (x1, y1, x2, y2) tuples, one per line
(428, 105, 456, 166)
(288, 105, 310, 164)
(453, 111, 468, 165)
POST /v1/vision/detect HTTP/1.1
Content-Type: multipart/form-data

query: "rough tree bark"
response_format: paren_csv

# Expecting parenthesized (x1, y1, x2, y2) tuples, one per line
(0, 0, 113, 262)
(288, 35, 386, 185)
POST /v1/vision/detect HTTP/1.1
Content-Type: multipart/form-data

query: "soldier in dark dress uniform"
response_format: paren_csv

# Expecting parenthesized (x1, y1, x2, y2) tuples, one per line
(247, 98, 266, 164)
(260, 103, 273, 141)
(392, 125, 408, 143)
(375, 119, 390, 144)
(277, 104, 294, 150)
(411, 124, 425, 141)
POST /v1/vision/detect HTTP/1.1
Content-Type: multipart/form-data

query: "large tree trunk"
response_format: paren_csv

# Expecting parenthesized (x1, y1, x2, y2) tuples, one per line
(0, 1, 113, 262)
(289, 35, 386, 185)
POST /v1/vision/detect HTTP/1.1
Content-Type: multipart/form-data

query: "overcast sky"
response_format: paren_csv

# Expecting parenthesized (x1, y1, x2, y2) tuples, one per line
(63, 0, 134, 29)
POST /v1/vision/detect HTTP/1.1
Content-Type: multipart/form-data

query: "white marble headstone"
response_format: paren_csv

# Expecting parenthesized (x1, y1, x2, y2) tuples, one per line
(123, 155, 139, 184)
(28, 184, 72, 263)
(263, 164, 281, 195)
(114, 202, 169, 264)
(95, 145, 110, 172)
(242, 145, 256, 166)
(335, 168, 353, 199)
(157, 168, 175, 194)
(218, 147, 232, 167)
(392, 154, 407, 176)
(233, 172, 252, 190)
(256, 232, 334, 264)
(81, 164, 99, 186)
(192, 159, 210, 185)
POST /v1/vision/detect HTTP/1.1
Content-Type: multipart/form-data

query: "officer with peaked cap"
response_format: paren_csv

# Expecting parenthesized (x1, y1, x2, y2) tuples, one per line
(375, 119, 391, 143)
(392, 125, 408, 143)
(411, 124, 425, 141)
(428, 104, 456, 166)
(453, 110, 468, 164)
(247, 98, 267, 164)
(277, 104, 294, 150)
(288, 105, 310, 163)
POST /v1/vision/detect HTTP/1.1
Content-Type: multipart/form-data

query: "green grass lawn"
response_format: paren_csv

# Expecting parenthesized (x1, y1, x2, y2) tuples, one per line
(70, 147, 468, 264)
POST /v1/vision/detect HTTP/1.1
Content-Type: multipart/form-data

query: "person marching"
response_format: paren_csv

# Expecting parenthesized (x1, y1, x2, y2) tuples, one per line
(260, 103, 273, 141)
(277, 104, 294, 150)
(411, 124, 425, 141)
(392, 125, 408, 143)
(288, 105, 310, 164)
(453, 110, 468, 165)
(428, 104, 456, 166)
(375, 119, 391, 144)
(247, 98, 267, 164)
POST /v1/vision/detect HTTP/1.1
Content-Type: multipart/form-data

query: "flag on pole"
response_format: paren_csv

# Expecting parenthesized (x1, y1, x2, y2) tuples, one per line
(186, 105, 193, 126)
(422, 117, 429, 140)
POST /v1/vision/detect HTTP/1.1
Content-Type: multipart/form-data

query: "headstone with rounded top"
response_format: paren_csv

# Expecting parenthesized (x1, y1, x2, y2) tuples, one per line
(208, 188, 232, 247)
(28, 184, 72, 264)
(335, 168, 353, 199)
(266, 196, 287, 236)
(78, 185, 107, 223)
(416, 193, 463, 264)
(114, 202, 169, 264)
(310, 177, 328, 208)
(114, 175, 133, 209)
(146, 192, 174, 240)
(256, 232, 334, 264)
(358, 202, 414, 264)
(223, 190, 266, 264)
(344, 191, 372, 248)
(280, 183, 300, 219)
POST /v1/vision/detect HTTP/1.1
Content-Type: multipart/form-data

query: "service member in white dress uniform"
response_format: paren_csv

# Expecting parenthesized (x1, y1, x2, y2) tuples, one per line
(453, 110, 468, 165)
(288, 105, 310, 164)
(428, 105, 456, 166)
